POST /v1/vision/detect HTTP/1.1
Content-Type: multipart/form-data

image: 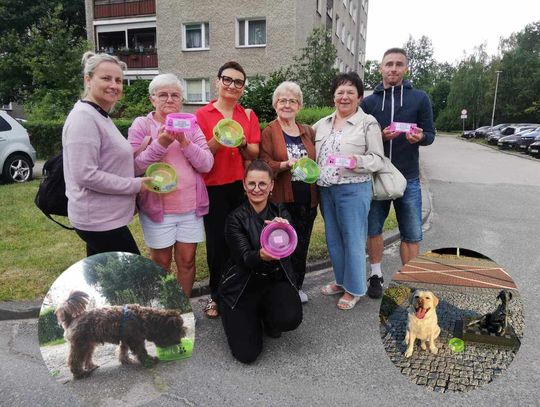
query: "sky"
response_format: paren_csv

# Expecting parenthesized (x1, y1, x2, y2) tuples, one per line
(364, 0, 540, 64)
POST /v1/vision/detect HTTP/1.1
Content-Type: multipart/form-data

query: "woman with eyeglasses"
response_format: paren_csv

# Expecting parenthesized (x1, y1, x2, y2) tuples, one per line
(314, 72, 384, 310)
(195, 61, 261, 318)
(220, 159, 302, 363)
(128, 73, 214, 298)
(259, 81, 318, 304)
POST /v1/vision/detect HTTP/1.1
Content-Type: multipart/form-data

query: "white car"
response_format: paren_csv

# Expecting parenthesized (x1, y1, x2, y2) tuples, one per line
(0, 110, 36, 183)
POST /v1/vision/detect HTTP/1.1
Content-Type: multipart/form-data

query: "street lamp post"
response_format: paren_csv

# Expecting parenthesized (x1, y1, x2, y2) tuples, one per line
(490, 70, 502, 127)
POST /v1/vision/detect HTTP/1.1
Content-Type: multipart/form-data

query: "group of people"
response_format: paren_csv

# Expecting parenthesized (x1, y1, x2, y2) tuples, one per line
(62, 47, 435, 363)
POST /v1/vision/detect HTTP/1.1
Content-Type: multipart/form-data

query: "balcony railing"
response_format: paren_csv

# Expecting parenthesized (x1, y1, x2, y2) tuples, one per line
(117, 51, 158, 69)
(94, 0, 155, 19)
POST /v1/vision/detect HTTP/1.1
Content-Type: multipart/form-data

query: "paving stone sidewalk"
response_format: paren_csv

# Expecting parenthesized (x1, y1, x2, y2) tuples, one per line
(380, 282, 524, 393)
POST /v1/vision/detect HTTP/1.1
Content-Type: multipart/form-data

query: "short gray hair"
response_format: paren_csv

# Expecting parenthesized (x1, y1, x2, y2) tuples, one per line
(149, 73, 184, 96)
(81, 51, 126, 77)
(272, 81, 303, 107)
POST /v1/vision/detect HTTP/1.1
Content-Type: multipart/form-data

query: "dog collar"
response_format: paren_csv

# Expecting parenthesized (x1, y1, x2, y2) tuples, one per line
(119, 305, 143, 339)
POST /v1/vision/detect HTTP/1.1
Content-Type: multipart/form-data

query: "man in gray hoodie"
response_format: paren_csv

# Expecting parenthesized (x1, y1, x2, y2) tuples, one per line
(360, 48, 436, 299)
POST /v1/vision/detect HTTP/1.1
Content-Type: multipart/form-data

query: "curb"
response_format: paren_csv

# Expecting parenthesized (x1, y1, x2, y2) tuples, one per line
(0, 177, 432, 321)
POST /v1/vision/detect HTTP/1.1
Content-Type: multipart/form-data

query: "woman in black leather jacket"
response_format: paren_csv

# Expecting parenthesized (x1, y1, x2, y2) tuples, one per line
(219, 160, 303, 363)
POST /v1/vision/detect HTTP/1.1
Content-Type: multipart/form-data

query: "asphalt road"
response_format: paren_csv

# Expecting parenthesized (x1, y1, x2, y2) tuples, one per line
(2, 135, 540, 406)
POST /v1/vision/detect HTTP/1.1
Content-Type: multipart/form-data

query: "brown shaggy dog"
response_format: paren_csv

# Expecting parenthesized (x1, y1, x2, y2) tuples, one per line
(55, 291, 186, 379)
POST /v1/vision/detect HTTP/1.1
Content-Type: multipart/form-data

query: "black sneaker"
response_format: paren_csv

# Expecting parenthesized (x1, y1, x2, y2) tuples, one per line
(264, 326, 282, 338)
(367, 275, 384, 299)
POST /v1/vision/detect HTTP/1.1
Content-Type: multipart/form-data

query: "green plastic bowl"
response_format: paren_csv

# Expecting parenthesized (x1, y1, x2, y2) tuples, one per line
(213, 119, 245, 147)
(448, 337, 464, 353)
(144, 162, 177, 194)
(156, 338, 194, 361)
(291, 157, 320, 184)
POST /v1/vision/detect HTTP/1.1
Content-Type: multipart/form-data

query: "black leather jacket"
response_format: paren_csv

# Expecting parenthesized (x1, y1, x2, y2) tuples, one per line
(219, 201, 298, 309)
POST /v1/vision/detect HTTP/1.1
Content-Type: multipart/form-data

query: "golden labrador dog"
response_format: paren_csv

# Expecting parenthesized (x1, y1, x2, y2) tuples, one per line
(404, 290, 441, 358)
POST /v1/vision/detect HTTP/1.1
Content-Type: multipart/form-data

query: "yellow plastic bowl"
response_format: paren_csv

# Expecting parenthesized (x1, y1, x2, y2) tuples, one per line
(213, 119, 245, 147)
(144, 163, 177, 194)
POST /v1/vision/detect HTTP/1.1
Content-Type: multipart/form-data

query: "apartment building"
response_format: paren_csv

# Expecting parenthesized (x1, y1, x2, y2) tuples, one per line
(85, 0, 368, 110)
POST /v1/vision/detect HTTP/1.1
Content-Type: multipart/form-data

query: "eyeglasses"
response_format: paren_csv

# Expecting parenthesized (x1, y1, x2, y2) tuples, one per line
(277, 98, 299, 106)
(154, 92, 182, 102)
(220, 75, 245, 89)
(245, 181, 270, 192)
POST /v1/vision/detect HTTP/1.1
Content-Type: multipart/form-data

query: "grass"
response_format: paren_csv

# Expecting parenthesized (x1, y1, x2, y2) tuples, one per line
(0, 180, 396, 301)
(40, 338, 66, 347)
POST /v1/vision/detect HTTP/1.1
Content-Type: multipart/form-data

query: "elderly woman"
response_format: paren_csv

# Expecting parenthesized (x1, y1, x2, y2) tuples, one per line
(63, 52, 151, 256)
(196, 61, 260, 318)
(313, 72, 384, 310)
(128, 73, 214, 297)
(259, 81, 317, 303)
(220, 160, 302, 363)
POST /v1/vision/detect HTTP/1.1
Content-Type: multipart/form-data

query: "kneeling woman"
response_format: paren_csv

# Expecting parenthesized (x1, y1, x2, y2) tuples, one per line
(220, 160, 303, 363)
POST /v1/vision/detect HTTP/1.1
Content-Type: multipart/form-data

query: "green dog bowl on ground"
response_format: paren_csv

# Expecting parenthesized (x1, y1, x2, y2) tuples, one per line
(291, 157, 320, 184)
(213, 118, 245, 147)
(448, 337, 464, 353)
(145, 162, 177, 194)
(156, 338, 194, 361)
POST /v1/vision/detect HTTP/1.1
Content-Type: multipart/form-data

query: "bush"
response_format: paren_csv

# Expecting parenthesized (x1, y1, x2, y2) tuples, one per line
(38, 307, 65, 345)
(24, 118, 135, 159)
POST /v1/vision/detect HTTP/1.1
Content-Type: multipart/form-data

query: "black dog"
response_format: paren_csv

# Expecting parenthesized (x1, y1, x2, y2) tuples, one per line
(467, 289, 513, 335)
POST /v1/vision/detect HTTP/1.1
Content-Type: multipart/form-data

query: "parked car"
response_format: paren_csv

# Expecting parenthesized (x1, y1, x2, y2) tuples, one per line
(527, 136, 540, 158)
(461, 129, 476, 139)
(497, 128, 538, 150)
(488, 125, 537, 145)
(0, 110, 36, 183)
(518, 129, 540, 152)
(486, 124, 514, 144)
(473, 125, 492, 138)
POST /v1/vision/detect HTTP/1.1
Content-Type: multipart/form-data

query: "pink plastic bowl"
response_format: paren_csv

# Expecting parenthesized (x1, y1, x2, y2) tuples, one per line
(260, 222, 298, 259)
(165, 113, 198, 133)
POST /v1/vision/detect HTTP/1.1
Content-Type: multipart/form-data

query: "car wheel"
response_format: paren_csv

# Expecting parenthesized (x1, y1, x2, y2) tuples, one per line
(2, 154, 33, 183)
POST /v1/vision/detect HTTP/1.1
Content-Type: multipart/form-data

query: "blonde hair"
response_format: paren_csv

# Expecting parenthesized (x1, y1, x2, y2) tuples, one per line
(81, 51, 126, 98)
(272, 81, 303, 108)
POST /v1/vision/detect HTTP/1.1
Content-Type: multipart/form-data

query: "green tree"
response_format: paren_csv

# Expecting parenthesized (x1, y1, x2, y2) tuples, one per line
(112, 79, 153, 119)
(239, 69, 290, 123)
(493, 21, 540, 123)
(404, 35, 437, 91)
(0, 5, 87, 116)
(83, 253, 168, 306)
(292, 26, 339, 107)
(363, 60, 382, 90)
(436, 46, 491, 130)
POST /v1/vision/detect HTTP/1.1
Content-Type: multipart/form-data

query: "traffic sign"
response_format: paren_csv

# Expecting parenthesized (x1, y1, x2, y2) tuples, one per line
(461, 109, 467, 115)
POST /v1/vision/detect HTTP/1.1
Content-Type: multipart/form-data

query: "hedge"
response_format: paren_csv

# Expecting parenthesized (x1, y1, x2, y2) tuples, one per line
(24, 108, 335, 159)
(38, 307, 65, 345)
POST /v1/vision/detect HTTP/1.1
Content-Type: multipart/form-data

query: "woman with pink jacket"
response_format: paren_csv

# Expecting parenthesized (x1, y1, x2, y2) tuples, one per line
(128, 73, 213, 297)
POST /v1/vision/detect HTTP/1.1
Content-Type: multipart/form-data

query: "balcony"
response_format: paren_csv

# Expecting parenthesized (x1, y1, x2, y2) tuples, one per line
(94, 0, 155, 19)
(117, 50, 158, 69)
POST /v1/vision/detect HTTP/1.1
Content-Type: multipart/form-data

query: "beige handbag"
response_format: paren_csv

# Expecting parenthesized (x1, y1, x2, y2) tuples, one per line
(372, 156, 407, 200)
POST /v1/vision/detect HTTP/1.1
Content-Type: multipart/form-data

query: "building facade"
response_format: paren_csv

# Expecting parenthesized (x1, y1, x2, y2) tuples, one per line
(85, 0, 368, 110)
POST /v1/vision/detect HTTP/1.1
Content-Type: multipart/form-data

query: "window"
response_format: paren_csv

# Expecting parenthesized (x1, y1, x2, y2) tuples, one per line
(183, 23, 209, 50)
(316, 0, 324, 15)
(0, 116, 12, 132)
(237, 18, 266, 47)
(341, 25, 346, 43)
(184, 79, 210, 104)
(347, 33, 351, 50)
(335, 16, 340, 37)
(351, 39, 355, 54)
(96, 24, 156, 55)
(343, 0, 347, 6)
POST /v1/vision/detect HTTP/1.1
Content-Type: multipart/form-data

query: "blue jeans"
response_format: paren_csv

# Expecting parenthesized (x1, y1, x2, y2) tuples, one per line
(319, 182, 372, 296)
(368, 178, 422, 243)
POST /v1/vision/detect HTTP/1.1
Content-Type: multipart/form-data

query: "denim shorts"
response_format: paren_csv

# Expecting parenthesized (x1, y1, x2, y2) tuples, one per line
(367, 178, 422, 243)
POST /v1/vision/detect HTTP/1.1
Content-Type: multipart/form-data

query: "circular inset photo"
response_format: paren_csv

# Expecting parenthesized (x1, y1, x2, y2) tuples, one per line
(379, 248, 523, 393)
(38, 252, 194, 404)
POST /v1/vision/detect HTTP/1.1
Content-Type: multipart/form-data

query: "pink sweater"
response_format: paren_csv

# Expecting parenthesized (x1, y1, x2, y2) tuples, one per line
(62, 101, 141, 231)
(128, 112, 213, 222)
